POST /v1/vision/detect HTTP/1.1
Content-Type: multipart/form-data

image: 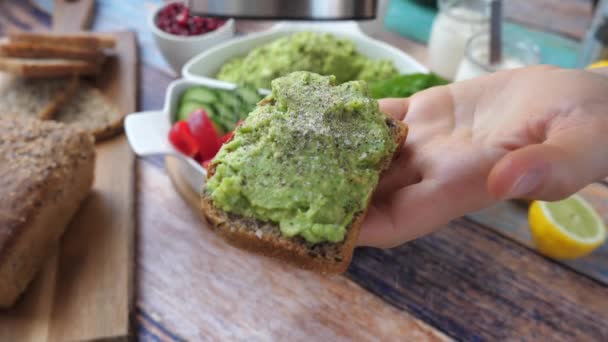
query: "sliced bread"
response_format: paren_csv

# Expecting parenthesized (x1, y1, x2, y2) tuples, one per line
(0, 74, 79, 120)
(8, 31, 116, 49)
(0, 38, 106, 62)
(0, 57, 101, 77)
(0, 117, 95, 307)
(54, 83, 124, 141)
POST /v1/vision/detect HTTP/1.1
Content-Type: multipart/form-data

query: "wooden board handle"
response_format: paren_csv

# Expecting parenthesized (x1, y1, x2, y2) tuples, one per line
(53, 0, 95, 32)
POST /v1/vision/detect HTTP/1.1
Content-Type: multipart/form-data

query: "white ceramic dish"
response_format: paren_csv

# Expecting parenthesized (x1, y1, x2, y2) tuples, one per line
(182, 21, 427, 89)
(125, 79, 239, 191)
(148, 2, 235, 74)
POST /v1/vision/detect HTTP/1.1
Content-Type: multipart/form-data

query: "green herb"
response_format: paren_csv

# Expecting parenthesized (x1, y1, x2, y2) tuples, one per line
(369, 73, 449, 99)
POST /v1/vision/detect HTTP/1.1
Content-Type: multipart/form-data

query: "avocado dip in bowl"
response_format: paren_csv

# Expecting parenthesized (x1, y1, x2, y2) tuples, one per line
(182, 21, 427, 91)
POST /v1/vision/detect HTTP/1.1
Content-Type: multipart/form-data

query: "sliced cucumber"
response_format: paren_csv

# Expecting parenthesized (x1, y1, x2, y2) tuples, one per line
(195, 103, 228, 134)
(214, 102, 237, 132)
(182, 87, 218, 104)
(218, 90, 241, 110)
(238, 102, 254, 120)
(177, 101, 203, 121)
(207, 110, 229, 134)
(235, 86, 262, 107)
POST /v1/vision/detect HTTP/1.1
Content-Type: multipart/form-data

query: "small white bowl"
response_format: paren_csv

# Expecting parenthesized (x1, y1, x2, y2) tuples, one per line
(148, 3, 235, 74)
(124, 78, 251, 192)
(182, 21, 427, 90)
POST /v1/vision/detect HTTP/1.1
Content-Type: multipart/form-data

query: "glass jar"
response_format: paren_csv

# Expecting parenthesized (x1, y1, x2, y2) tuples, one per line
(428, 0, 490, 80)
(578, 0, 608, 67)
(454, 31, 540, 82)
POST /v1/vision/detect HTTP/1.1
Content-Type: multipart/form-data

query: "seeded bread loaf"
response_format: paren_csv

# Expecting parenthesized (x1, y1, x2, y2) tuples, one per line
(201, 115, 407, 274)
(0, 117, 95, 307)
(0, 74, 79, 120)
(0, 57, 101, 77)
(54, 83, 124, 141)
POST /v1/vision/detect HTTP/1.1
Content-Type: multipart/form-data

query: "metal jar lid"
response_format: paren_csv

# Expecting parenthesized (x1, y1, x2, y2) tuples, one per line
(187, 0, 378, 20)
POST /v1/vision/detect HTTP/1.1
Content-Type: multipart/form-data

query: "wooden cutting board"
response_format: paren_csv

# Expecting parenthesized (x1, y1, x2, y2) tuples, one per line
(0, 1, 137, 341)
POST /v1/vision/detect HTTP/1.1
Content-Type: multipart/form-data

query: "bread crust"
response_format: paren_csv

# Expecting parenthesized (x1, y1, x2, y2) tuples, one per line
(38, 75, 79, 120)
(54, 84, 125, 142)
(200, 114, 408, 274)
(8, 31, 116, 49)
(0, 57, 101, 77)
(0, 75, 79, 120)
(0, 117, 95, 307)
(0, 39, 106, 62)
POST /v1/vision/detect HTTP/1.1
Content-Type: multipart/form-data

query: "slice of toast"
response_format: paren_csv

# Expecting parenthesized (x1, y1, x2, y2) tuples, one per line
(8, 31, 116, 49)
(0, 38, 105, 62)
(201, 115, 408, 274)
(0, 74, 79, 120)
(0, 57, 101, 77)
(54, 83, 124, 141)
(0, 117, 95, 307)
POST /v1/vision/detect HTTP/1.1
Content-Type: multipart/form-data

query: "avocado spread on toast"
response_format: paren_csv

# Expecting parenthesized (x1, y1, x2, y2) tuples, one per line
(205, 71, 396, 244)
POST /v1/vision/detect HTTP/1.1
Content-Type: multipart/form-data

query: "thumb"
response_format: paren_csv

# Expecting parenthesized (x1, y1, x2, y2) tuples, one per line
(488, 141, 606, 201)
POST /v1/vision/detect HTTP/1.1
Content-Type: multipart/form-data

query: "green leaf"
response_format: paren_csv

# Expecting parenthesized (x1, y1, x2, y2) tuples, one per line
(369, 73, 449, 99)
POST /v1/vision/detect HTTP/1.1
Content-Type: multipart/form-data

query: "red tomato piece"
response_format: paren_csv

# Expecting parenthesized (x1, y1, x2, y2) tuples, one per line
(168, 121, 199, 157)
(187, 110, 221, 160)
(219, 131, 234, 144)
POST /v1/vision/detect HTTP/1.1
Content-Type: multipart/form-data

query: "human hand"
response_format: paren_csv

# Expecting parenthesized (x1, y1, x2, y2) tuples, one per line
(359, 66, 608, 248)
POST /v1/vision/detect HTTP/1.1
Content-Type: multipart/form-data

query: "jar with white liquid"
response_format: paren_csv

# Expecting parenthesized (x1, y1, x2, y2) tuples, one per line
(454, 32, 540, 82)
(428, 0, 490, 80)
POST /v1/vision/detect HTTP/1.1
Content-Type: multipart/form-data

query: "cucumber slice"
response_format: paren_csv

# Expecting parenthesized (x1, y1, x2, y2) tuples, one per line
(177, 101, 204, 121)
(195, 103, 228, 134)
(238, 102, 254, 120)
(182, 87, 218, 104)
(235, 86, 262, 107)
(214, 102, 237, 132)
(218, 91, 241, 111)
(207, 110, 229, 135)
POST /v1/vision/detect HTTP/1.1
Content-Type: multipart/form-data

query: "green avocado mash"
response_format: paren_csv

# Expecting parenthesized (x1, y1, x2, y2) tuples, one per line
(205, 71, 396, 244)
(216, 32, 398, 90)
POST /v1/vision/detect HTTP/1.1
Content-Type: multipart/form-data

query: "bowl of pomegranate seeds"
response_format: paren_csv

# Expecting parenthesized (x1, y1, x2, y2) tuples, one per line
(149, 1, 235, 73)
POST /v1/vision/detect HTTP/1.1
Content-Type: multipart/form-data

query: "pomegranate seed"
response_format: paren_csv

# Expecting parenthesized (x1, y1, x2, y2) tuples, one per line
(176, 11, 189, 26)
(156, 3, 225, 36)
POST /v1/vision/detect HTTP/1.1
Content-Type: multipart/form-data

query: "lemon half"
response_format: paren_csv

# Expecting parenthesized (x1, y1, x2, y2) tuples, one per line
(528, 195, 606, 259)
(587, 60, 608, 69)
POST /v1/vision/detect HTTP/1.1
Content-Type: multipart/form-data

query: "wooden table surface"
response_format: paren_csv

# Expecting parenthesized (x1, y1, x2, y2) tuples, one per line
(3, 0, 608, 341)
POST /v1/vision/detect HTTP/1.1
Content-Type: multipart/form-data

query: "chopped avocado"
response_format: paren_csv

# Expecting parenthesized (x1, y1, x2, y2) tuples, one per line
(216, 32, 398, 89)
(182, 87, 218, 104)
(177, 101, 203, 121)
(206, 71, 397, 244)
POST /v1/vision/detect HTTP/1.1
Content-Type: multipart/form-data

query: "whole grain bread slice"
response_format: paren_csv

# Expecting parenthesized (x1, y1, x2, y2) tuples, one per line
(0, 57, 101, 77)
(200, 115, 408, 274)
(8, 31, 116, 49)
(0, 74, 79, 120)
(54, 83, 124, 141)
(0, 38, 106, 62)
